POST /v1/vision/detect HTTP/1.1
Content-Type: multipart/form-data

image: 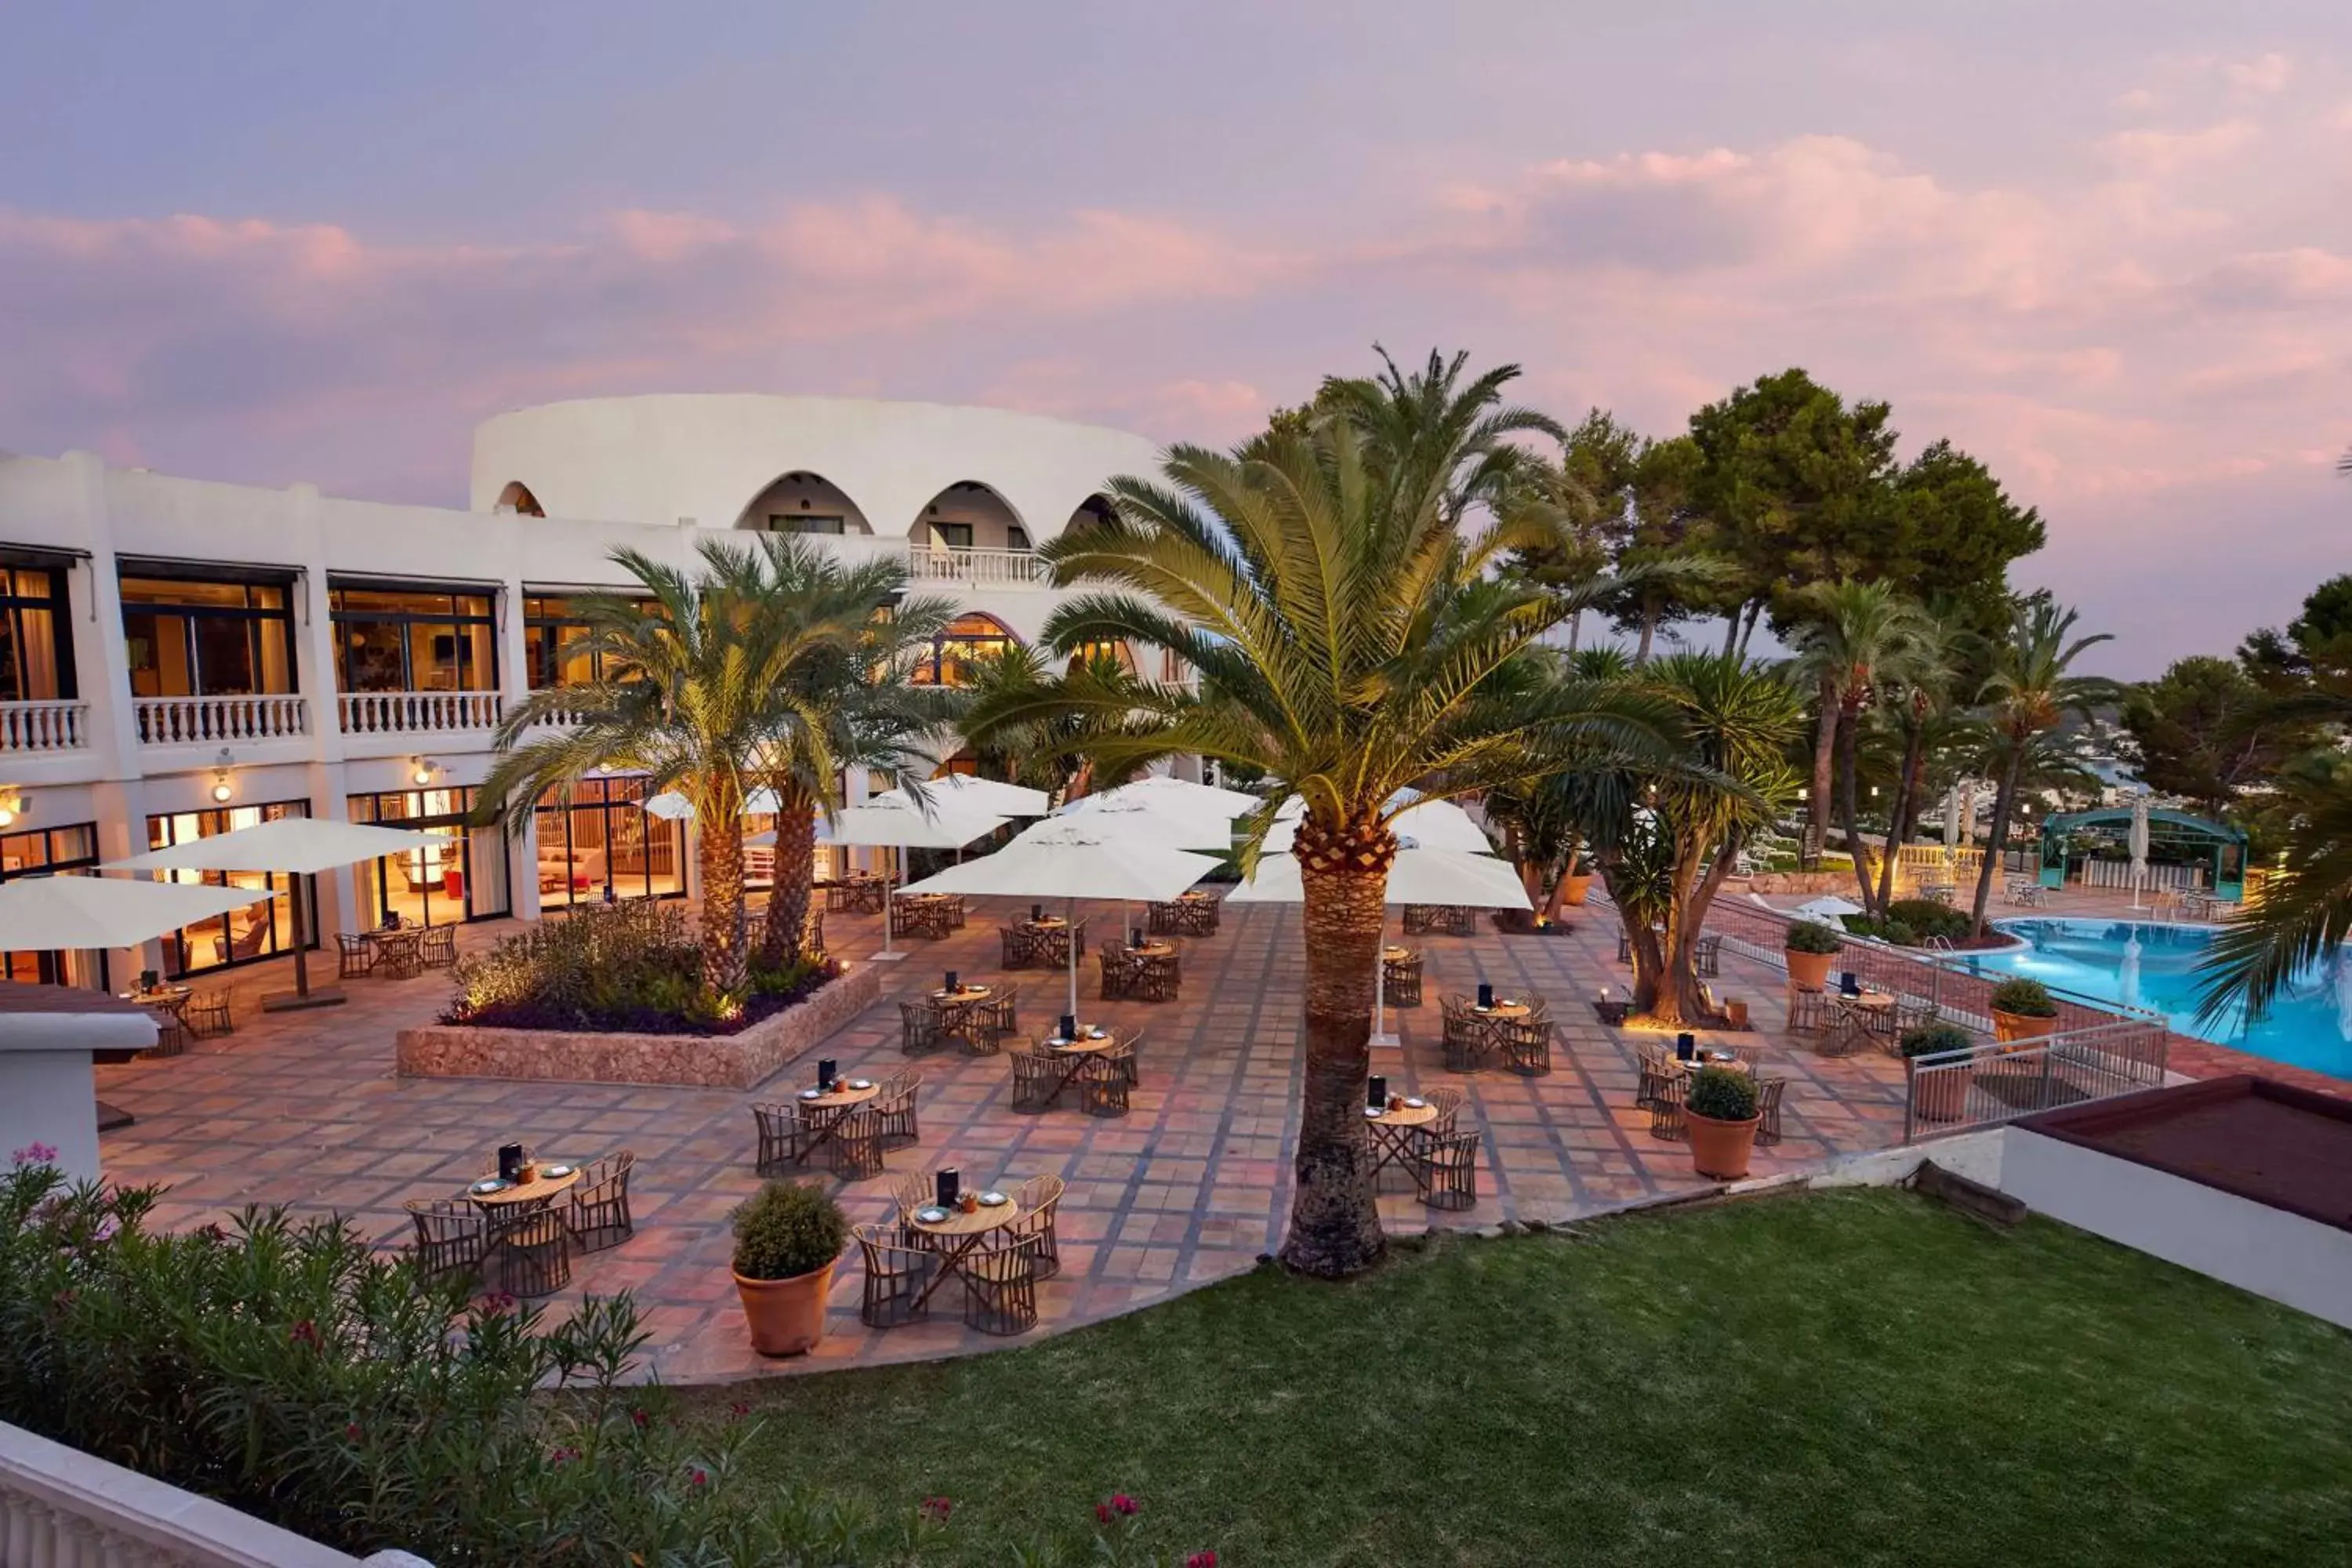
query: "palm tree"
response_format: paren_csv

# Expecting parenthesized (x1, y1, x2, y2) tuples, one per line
(979, 411, 1665, 1277)
(1964, 599, 2119, 935)
(1487, 647, 1634, 920)
(2197, 752, 2352, 1026)
(954, 644, 1160, 808)
(698, 535, 964, 972)
(1784, 580, 1930, 906)
(1316, 346, 1566, 524)
(1871, 615, 1973, 911)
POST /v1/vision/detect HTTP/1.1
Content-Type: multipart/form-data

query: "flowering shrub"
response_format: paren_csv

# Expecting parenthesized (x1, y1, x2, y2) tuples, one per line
(441, 898, 835, 1035)
(0, 1163, 945, 1566)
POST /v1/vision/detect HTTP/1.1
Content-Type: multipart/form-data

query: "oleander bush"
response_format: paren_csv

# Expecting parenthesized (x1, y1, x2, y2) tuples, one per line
(1900, 1022, 1978, 1058)
(1784, 920, 1844, 955)
(441, 899, 833, 1034)
(1684, 1065, 1759, 1122)
(1990, 977, 2060, 1018)
(1885, 898, 1972, 941)
(732, 1181, 849, 1281)
(0, 1161, 946, 1566)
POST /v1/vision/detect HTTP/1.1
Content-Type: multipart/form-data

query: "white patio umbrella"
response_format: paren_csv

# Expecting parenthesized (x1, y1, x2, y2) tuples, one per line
(893, 775, 1051, 818)
(1795, 894, 1864, 924)
(813, 797, 1007, 960)
(1263, 797, 1493, 856)
(898, 817, 1221, 1022)
(1942, 783, 1962, 866)
(1226, 846, 1530, 1041)
(641, 786, 784, 821)
(1059, 774, 1260, 821)
(0, 875, 274, 956)
(2128, 793, 2151, 911)
(109, 817, 435, 1010)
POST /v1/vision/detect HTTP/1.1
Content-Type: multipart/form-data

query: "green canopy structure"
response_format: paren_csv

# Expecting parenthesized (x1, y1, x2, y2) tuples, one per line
(2035, 807, 2248, 902)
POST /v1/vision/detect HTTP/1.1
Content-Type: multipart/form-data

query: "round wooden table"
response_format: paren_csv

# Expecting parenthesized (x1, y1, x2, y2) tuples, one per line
(1382, 946, 1413, 963)
(1022, 916, 1068, 931)
(906, 1193, 1023, 1309)
(794, 1078, 881, 1112)
(1472, 999, 1532, 1022)
(466, 1164, 583, 1210)
(1366, 1098, 1439, 1183)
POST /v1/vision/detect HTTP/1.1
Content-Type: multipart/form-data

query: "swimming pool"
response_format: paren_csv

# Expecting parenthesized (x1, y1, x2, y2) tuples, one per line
(1945, 920, 2352, 1083)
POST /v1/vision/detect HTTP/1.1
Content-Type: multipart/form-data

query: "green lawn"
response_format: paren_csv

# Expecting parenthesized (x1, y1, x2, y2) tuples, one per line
(684, 1190, 2352, 1566)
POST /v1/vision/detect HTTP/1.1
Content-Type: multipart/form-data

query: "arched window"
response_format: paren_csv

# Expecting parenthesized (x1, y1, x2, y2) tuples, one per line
(1064, 493, 1118, 538)
(912, 612, 1020, 688)
(735, 472, 874, 534)
(496, 482, 546, 517)
(913, 481, 1027, 552)
(1069, 638, 1135, 675)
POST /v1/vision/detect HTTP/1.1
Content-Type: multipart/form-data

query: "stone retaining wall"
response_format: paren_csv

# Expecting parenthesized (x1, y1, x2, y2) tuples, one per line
(393, 963, 883, 1091)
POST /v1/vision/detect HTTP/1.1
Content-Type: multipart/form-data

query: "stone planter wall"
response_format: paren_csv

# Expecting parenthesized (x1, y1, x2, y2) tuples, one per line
(394, 963, 883, 1091)
(1733, 872, 1867, 896)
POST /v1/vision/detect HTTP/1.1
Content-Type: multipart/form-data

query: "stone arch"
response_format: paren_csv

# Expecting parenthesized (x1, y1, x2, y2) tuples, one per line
(734, 471, 874, 535)
(913, 481, 1028, 551)
(1063, 492, 1119, 540)
(495, 481, 546, 517)
(913, 612, 1023, 688)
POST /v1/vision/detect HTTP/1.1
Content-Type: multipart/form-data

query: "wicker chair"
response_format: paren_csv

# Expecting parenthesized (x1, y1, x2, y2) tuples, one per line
(1754, 1076, 1788, 1148)
(568, 1150, 636, 1252)
(1635, 1041, 1675, 1111)
(982, 982, 1019, 1048)
(1009, 1173, 1066, 1279)
(890, 1171, 933, 1229)
(1096, 943, 1138, 1001)
(1784, 986, 1833, 1035)
(1009, 1046, 1063, 1112)
(752, 1102, 813, 1174)
(1422, 1084, 1465, 1133)
(828, 1109, 887, 1181)
(853, 1222, 933, 1329)
(1893, 997, 1941, 1040)
(1498, 1015, 1552, 1076)
(874, 1069, 921, 1149)
(1082, 1047, 1133, 1116)
(1817, 1003, 1870, 1059)
(496, 1207, 574, 1298)
(898, 1000, 944, 1057)
(1132, 950, 1181, 1003)
(141, 1004, 187, 1057)
(336, 932, 376, 980)
(1646, 1069, 1688, 1142)
(404, 1198, 486, 1288)
(961, 1233, 1045, 1335)
(1001, 926, 1035, 967)
(420, 925, 459, 969)
(1419, 1129, 1480, 1210)
(1439, 996, 1489, 1073)
(1694, 933, 1722, 979)
(183, 991, 234, 1040)
(1382, 950, 1424, 1007)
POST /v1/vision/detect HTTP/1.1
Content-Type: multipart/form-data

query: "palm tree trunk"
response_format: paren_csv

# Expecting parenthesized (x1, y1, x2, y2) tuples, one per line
(697, 820, 749, 995)
(1278, 817, 1393, 1279)
(1876, 717, 1926, 911)
(1968, 746, 2026, 936)
(1635, 607, 1657, 666)
(1567, 607, 1583, 654)
(1835, 707, 1877, 913)
(1541, 866, 1573, 924)
(1660, 840, 1742, 1023)
(757, 786, 817, 970)
(1722, 614, 1740, 656)
(1805, 675, 1838, 869)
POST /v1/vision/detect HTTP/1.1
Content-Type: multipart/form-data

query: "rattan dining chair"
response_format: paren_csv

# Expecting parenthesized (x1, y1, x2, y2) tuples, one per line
(898, 1000, 944, 1056)
(1635, 1040, 1675, 1111)
(182, 990, 234, 1040)
(1009, 1173, 1065, 1279)
(1082, 1046, 1134, 1116)
(1439, 996, 1488, 1073)
(828, 1109, 888, 1181)
(1784, 986, 1833, 1035)
(1096, 942, 1138, 1001)
(420, 925, 459, 969)
(497, 1207, 574, 1298)
(752, 1102, 813, 1174)
(404, 1198, 486, 1288)
(853, 1222, 933, 1329)
(982, 982, 1020, 1048)
(1498, 1015, 1553, 1076)
(890, 1171, 933, 1232)
(1422, 1084, 1465, 1133)
(874, 1069, 922, 1149)
(961, 1233, 1045, 1336)
(1009, 1046, 1062, 1113)
(568, 1150, 635, 1253)
(1694, 933, 1722, 979)
(1381, 950, 1424, 1006)
(336, 932, 376, 980)
(1754, 1076, 1788, 1148)
(1133, 950, 1181, 1003)
(1001, 926, 1035, 967)
(1647, 1069, 1688, 1142)
(1419, 1129, 1480, 1210)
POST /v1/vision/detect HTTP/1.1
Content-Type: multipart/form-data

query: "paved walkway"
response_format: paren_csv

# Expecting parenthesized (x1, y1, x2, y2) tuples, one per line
(95, 895, 1916, 1381)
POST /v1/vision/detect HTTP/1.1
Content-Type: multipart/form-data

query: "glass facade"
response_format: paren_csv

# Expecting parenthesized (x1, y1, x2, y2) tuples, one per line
(910, 612, 1017, 688)
(349, 788, 512, 929)
(120, 576, 296, 697)
(330, 586, 498, 693)
(144, 800, 314, 978)
(532, 775, 686, 907)
(0, 567, 74, 702)
(0, 822, 103, 988)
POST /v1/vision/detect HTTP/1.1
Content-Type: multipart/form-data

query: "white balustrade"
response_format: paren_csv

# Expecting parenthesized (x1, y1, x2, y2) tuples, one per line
(0, 700, 89, 754)
(337, 690, 505, 736)
(134, 695, 308, 747)
(904, 545, 1046, 587)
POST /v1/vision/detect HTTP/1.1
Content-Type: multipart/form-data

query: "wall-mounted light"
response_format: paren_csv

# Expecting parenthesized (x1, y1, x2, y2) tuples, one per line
(411, 756, 437, 787)
(210, 748, 235, 804)
(0, 789, 26, 829)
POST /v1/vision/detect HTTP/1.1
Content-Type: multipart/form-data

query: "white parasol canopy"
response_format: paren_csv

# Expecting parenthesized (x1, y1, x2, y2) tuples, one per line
(899, 818, 1221, 1018)
(1795, 895, 1864, 924)
(812, 797, 1007, 959)
(0, 875, 273, 953)
(641, 786, 784, 820)
(1060, 774, 1260, 821)
(1942, 784, 1962, 854)
(1263, 795, 1492, 855)
(894, 775, 1051, 817)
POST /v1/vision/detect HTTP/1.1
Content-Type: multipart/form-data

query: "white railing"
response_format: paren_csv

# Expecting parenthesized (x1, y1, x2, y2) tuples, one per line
(0, 699, 89, 754)
(905, 545, 1047, 587)
(337, 690, 503, 736)
(0, 1419, 430, 1567)
(1904, 1018, 2171, 1142)
(2078, 859, 2205, 891)
(135, 695, 308, 746)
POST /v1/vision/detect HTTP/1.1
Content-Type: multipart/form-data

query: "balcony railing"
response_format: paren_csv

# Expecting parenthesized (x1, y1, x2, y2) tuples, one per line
(135, 694, 308, 746)
(906, 545, 1046, 587)
(339, 690, 504, 736)
(0, 699, 89, 755)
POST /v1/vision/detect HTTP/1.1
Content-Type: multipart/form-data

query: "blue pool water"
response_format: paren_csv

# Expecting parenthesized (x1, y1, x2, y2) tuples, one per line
(1945, 919, 2352, 1083)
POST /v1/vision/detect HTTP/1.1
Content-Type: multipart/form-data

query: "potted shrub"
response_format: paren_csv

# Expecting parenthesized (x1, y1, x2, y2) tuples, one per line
(1683, 1065, 1760, 1180)
(1784, 919, 1841, 991)
(1989, 977, 2059, 1044)
(1563, 855, 1595, 907)
(1901, 1022, 1978, 1122)
(731, 1180, 848, 1356)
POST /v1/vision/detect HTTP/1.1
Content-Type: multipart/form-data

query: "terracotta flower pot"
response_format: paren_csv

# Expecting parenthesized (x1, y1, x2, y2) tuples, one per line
(1563, 872, 1594, 907)
(734, 1256, 839, 1356)
(1991, 1008, 2056, 1046)
(1910, 1061, 1976, 1123)
(1686, 1110, 1760, 1181)
(1785, 948, 1834, 992)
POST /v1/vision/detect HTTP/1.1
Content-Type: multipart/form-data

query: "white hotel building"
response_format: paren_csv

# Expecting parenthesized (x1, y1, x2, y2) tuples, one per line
(0, 394, 1172, 991)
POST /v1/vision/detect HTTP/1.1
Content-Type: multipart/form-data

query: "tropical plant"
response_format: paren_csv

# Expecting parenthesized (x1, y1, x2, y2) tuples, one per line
(1784, 920, 1843, 955)
(1871, 613, 1976, 909)
(953, 644, 1163, 808)
(1783, 579, 1932, 903)
(977, 358, 1668, 1276)
(1685, 1064, 1759, 1122)
(1900, 1022, 1976, 1058)
(2196, 750, 2352, 1027)
(1964, 600, 2121, 935)
(731, 1181, 849, 1281)
(1990, 977, 2058, 1018)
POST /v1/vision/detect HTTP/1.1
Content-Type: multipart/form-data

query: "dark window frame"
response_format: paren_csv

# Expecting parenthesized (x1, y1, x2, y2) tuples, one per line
(143, 799, 317, 979)
(329, 586, 499, 694)
(0, 566, 78, 702)
(119, 575, 298, 699)
(0, 821, 104, 988)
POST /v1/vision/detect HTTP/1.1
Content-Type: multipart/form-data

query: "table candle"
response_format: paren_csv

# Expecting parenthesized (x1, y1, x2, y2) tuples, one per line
(1367, 1074, 1388, 1109)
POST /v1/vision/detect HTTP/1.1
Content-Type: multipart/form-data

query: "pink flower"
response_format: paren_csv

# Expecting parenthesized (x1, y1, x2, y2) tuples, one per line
(11, 1142, 58, 1166)
(630, 1408, 648, 1429)
(289, 1319, 321, 1348)
(688, 1468, 708, 1488)
(1096, 1503, 1112, 1526)
(728, 1400, 750, 1420)
(1186, 1554, 1218, 1568)
(920, 1497, 953, 1522)
(343, 1422, 362, 1443)
(1112, 1494, 1138, 1517)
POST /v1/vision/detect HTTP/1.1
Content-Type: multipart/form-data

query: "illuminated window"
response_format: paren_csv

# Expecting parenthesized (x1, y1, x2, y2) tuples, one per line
(912, 613, 1018, 687)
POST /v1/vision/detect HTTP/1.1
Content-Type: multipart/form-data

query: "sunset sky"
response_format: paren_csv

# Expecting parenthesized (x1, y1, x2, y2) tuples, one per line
(4, 2, 2348, 674)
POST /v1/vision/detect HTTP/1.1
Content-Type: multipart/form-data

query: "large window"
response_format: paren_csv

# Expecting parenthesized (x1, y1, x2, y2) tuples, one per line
(911, 613, 1018, 688)
(121, 576, 296, 698)
(532, 775, 685, 908)
(0, 822, 103, 988)
(522, 594, 652, 689)
(145, 800, 314, 978)
(349, 788, 510, 929)
(0, 566, 74, 702)
(331, 586, 497, 693)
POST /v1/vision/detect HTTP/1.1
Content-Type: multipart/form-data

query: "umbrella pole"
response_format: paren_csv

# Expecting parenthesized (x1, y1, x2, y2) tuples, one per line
(873, 848, 905, 963)
(263, 872, 346, 1011)
(1371, 913, 1396, 1046)
(1066, 895, 1079, 1024)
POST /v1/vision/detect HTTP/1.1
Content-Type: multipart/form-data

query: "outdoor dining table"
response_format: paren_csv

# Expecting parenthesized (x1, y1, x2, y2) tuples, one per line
(1364, 1096, 1439, 1185)
(789, 1076, 882, 1157)
(364, 927, 426, 979)
(926, 985, 994, 1047)
(829, 873, 887, 915)
(1838, 989, 1897, 1035)
(1037, 1028, 1120, 1106)
(464, 1162, 583, 1216)
(905, 1192, 1024, 1311)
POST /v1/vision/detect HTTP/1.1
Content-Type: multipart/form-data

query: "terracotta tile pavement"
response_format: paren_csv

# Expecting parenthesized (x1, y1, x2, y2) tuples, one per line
(95, 895, 1916, 1382)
